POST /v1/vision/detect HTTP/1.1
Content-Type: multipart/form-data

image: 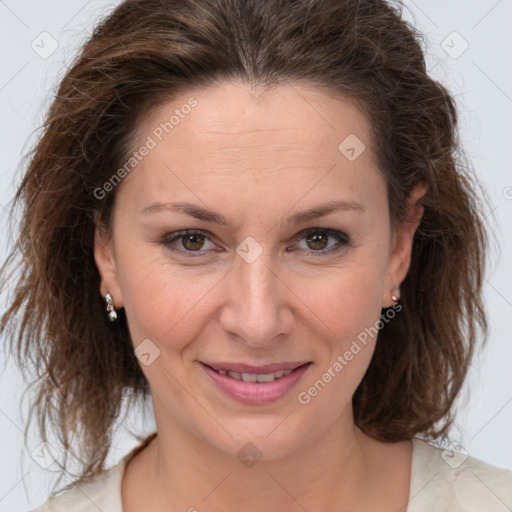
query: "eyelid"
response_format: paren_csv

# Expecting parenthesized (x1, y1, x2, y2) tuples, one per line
(288, 227, 350, 256)
(158, 229, 219, 257)
(291, 227, 349, 244)
(158, 227, 350, 257)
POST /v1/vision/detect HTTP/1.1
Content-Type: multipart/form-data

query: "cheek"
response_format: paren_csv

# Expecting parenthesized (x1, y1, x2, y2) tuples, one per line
(311, 262, 386, 342)
(115, 243, 224, 346)
(298, 259, 387, 401)
(296, 268, 385, 412)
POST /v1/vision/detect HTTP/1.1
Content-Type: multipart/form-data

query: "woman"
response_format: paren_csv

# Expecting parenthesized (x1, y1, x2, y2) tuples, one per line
(2, 0, 511, 510)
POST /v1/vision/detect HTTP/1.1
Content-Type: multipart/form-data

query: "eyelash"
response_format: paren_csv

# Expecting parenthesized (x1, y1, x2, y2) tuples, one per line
(158, 228, 350, 258)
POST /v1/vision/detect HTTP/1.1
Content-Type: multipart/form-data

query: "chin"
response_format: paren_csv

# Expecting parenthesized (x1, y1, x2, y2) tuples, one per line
(199, 413, 319, 464)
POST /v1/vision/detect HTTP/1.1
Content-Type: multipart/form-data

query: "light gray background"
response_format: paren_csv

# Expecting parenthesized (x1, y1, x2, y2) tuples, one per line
(1, 0, 511, 510)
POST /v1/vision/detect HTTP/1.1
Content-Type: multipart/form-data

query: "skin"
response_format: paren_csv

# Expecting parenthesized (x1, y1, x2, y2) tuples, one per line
(95, 80, 426, 512)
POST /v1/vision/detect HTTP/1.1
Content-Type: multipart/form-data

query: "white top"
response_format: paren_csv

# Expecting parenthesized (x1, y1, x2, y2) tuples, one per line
(30, 438, 512, 511)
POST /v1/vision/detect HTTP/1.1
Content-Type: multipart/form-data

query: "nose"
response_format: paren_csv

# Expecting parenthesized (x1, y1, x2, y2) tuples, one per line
(219, 251, 294, 347)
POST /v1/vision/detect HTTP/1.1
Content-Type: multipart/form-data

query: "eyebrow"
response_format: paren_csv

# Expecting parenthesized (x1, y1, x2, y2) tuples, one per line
(140, 199, 365, 228)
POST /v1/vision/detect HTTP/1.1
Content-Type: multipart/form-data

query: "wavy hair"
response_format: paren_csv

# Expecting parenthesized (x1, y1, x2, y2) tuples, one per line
(1, 0, 488, 488)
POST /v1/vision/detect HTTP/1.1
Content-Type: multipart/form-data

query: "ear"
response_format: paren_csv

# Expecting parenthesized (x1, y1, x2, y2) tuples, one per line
(94, 222, 124, 308)
(382, 183, 427, 308)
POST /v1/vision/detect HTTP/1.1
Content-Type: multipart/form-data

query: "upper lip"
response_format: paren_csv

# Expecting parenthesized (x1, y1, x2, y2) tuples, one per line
(201, 361, 311, 374)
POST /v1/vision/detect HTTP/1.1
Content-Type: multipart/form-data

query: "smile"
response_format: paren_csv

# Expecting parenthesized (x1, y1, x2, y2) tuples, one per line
(200, 361, 312, 405)
(212, 368, 294, 382)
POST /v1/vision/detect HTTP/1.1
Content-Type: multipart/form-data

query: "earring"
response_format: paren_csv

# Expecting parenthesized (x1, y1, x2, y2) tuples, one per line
(391, 286, 401, 304)
(105, 292, 117, 322)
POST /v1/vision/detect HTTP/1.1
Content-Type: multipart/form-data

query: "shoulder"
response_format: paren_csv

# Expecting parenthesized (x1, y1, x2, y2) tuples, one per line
(28, 432, 157, 512)
(408, 438, 512, 512)
(28, 458, 126, 512)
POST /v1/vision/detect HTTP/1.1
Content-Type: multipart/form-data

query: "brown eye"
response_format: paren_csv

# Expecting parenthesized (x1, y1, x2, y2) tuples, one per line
(181, 232, 207, 251)
(159, 230, 217, 257)
(305, 232, 329, 250)
(292, 228, 349, 256)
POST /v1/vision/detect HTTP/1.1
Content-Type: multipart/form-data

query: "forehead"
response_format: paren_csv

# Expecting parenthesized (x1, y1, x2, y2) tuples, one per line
(140, 80, 371, 155)
(118, 80, 386, 226)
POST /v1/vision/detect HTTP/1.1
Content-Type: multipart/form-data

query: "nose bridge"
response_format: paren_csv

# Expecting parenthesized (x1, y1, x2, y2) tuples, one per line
(245, 253, 274, 307)
(220, 248, 291, 345)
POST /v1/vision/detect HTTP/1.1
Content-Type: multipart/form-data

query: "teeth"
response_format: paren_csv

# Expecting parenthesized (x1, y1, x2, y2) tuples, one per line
(256, 373, 275, 383)
(242, 372, 258, 382)
(216, 368, 295, 382)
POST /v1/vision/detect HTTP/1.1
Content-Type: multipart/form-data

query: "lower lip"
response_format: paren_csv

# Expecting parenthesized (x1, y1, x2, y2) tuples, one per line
(201, 363, 311, 405)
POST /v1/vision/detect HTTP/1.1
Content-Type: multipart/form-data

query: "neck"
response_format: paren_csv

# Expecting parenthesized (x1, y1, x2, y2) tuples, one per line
(123, 400, 410, 512)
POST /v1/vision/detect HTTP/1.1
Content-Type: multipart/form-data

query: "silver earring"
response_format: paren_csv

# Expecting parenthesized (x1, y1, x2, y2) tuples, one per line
(391, 287, 401, 304)
(105, 292, 117, 322)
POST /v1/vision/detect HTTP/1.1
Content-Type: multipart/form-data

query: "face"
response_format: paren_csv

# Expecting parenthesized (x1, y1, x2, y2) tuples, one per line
(95, 80, 424, 460)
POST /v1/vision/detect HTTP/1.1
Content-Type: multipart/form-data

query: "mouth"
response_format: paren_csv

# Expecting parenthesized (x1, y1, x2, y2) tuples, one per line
(202, 361, 309, 382)
(200, 361, 312, 405)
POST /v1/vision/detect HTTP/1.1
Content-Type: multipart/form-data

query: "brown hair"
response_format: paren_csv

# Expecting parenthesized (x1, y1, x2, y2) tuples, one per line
(1, 0, 488, 488)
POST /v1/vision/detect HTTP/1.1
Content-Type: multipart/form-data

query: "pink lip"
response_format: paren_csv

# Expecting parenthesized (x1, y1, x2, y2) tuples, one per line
(201, 361, 312, 405)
